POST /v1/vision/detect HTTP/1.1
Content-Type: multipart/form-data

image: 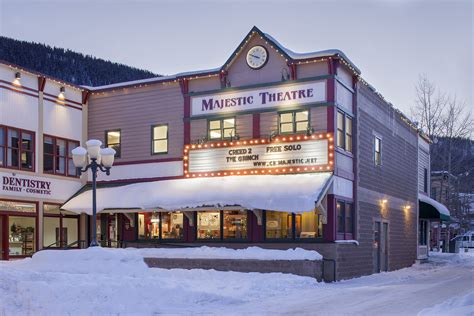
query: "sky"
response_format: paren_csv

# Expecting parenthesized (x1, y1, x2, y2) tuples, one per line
(0, 0, 472, 115)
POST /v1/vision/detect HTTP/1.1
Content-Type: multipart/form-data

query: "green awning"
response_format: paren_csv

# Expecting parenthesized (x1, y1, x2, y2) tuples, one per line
(419, 195, 450, 221)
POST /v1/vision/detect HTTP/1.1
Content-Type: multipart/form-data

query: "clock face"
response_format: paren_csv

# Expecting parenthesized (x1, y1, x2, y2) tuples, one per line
(246, 45, 268, 69)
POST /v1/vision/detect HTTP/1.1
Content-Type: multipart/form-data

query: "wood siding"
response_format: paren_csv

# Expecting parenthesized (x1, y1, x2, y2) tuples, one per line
(88, 83, 184, 162)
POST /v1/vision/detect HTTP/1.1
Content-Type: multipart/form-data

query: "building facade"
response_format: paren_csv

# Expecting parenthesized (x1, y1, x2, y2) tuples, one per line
(1, 27, 446, 280)
(0, 62, 88, 260)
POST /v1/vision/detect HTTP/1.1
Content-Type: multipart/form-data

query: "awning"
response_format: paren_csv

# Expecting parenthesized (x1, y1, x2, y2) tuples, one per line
(419, 194, 450, 221)
(62, 173, 333, 216)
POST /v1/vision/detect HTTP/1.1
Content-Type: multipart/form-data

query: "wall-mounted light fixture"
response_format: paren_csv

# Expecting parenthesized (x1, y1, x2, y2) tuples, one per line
(59, 86, 66, 99)
(15, 72, 21, 80)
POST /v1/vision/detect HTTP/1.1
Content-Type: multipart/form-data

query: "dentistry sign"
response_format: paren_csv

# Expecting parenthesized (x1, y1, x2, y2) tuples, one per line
(190, 80, 326, 117)
(185, 134, 333, 177)
(1, 172, 83, 200)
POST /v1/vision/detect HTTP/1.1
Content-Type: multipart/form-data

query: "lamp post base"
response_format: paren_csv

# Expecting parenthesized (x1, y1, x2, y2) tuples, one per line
(89, 241, 99, 247)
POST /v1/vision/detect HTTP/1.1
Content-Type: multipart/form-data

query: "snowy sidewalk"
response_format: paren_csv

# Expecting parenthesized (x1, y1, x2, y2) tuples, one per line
(0, 248, 472, 315)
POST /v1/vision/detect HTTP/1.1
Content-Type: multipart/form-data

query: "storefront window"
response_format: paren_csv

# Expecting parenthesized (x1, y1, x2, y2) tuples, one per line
(43, 204, 79, 248)
(161, 212, 184, 239)
(0, 200, 36, 213)
(223, 210, 247, 239)
(197, 211, 221, 239)
(138, 212, 183, 240)
(265, 211, 292, 239)
(9, 216, 36, 256)
(296, 212, 322, 238)
(337, 202, 344, 233)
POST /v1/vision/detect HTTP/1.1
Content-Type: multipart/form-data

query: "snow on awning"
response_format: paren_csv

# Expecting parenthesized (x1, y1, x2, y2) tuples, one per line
(62, 173, 333, 216)
(419, 194, 450, 221)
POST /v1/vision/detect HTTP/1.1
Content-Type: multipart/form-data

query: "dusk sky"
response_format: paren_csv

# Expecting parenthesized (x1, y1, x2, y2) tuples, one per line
(1, 0, 472, 115)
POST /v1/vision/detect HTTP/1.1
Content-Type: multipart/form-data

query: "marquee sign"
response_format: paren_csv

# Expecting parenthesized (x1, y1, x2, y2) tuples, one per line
(0, 172, 83, 200)
(190, 80, 326, 117)
(184, 133, 334, 177)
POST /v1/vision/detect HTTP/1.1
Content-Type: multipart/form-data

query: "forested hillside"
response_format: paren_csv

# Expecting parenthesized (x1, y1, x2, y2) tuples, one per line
(0, 36, 159, 86)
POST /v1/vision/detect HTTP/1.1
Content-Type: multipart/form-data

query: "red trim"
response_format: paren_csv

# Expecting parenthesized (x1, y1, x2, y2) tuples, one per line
(0, 85, 39, 98)
(38, 77, 46, 92)
(252, 114, 260, 138)
(113, 157, 183, 166)
(0, 79, 38, 93)
(1, 214, 8, 260)
(184, 133, 334, 178)
(82, 91, 90, 104)
(0, 199, 39, 258)
(43, 97, 82, 111)
(323, 194, 336, 241)
(43, 92, 82, 106)
(288, 63, 297, 80)
(180, 79, 191, 145)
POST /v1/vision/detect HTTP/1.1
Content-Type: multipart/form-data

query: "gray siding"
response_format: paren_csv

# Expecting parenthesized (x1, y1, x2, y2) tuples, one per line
(336, 83, 418, 279)
(418, 147, 430, 193)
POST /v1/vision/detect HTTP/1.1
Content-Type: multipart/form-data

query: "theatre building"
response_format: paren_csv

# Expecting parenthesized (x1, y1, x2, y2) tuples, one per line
(2, 27, 448, 280)
(0, 61, 88, 260)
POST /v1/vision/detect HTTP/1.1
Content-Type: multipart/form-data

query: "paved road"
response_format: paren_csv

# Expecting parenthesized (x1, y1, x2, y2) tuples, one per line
(228, 253, 474, 315)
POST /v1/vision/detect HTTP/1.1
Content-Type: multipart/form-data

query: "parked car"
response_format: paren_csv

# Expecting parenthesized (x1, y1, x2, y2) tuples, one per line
(451, 231, 474, 248)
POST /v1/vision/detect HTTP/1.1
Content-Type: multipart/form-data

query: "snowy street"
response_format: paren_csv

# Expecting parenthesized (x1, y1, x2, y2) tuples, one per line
(0, 248, 473, 315)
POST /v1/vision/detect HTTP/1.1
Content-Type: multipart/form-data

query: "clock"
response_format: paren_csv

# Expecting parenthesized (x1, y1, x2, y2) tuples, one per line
(246, 45, 268, 69)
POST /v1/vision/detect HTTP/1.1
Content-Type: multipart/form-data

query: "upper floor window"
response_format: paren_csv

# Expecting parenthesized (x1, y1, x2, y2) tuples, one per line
(152, 124, 168, 154)
(44, 136, 79, 177)
(0, 125, 35, 171)
(208, 118, 236, 140)
(279, 110, 309, 134)
(105, 130, 121, 158)
(374, 136, 382, 166)
(337, 111, 353, 152)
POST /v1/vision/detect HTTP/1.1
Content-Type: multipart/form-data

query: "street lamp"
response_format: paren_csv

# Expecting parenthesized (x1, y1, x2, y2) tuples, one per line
(72, 140, 116, 247)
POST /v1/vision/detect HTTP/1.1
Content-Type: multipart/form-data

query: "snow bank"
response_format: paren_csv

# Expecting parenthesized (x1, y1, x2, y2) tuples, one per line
(139, 246, 323, 261)
(418, 290, 474, 316)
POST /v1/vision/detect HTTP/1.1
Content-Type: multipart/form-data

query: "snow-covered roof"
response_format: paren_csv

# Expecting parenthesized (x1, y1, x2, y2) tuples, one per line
(419, 194, 450, 217)
(86, 67, 221, 91)
(62, 173, 333, 215)
(85, 26, 361, 92)
(263, 33, 361, 74)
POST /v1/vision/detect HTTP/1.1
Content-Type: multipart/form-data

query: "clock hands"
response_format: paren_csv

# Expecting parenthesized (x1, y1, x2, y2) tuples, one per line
(249, 54, 260, 59)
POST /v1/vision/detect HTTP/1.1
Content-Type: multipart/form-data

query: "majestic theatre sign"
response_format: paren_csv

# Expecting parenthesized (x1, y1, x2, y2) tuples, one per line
(190, 80, 326, 117)
(184, 133, 334, 177)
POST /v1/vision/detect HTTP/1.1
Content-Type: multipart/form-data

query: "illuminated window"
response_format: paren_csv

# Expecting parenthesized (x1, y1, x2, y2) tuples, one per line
(161, 212, 184, 239)
(44, 136, 79, 177)
(152, 125, 168, 154)
(197, 211, 221, 239)
(105, 130, 121, 158)
(279, 110, 309, 134)
(337, 111, 352, 152)
(345, 116, 353, 153)
(374, 136, 382, 166)
(208, 118, 236, 140)
(0, 125, 35, 171)
(265, 211, 293, 239)
(223, 210, 247, 239)
(296, 212, 322, 238)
